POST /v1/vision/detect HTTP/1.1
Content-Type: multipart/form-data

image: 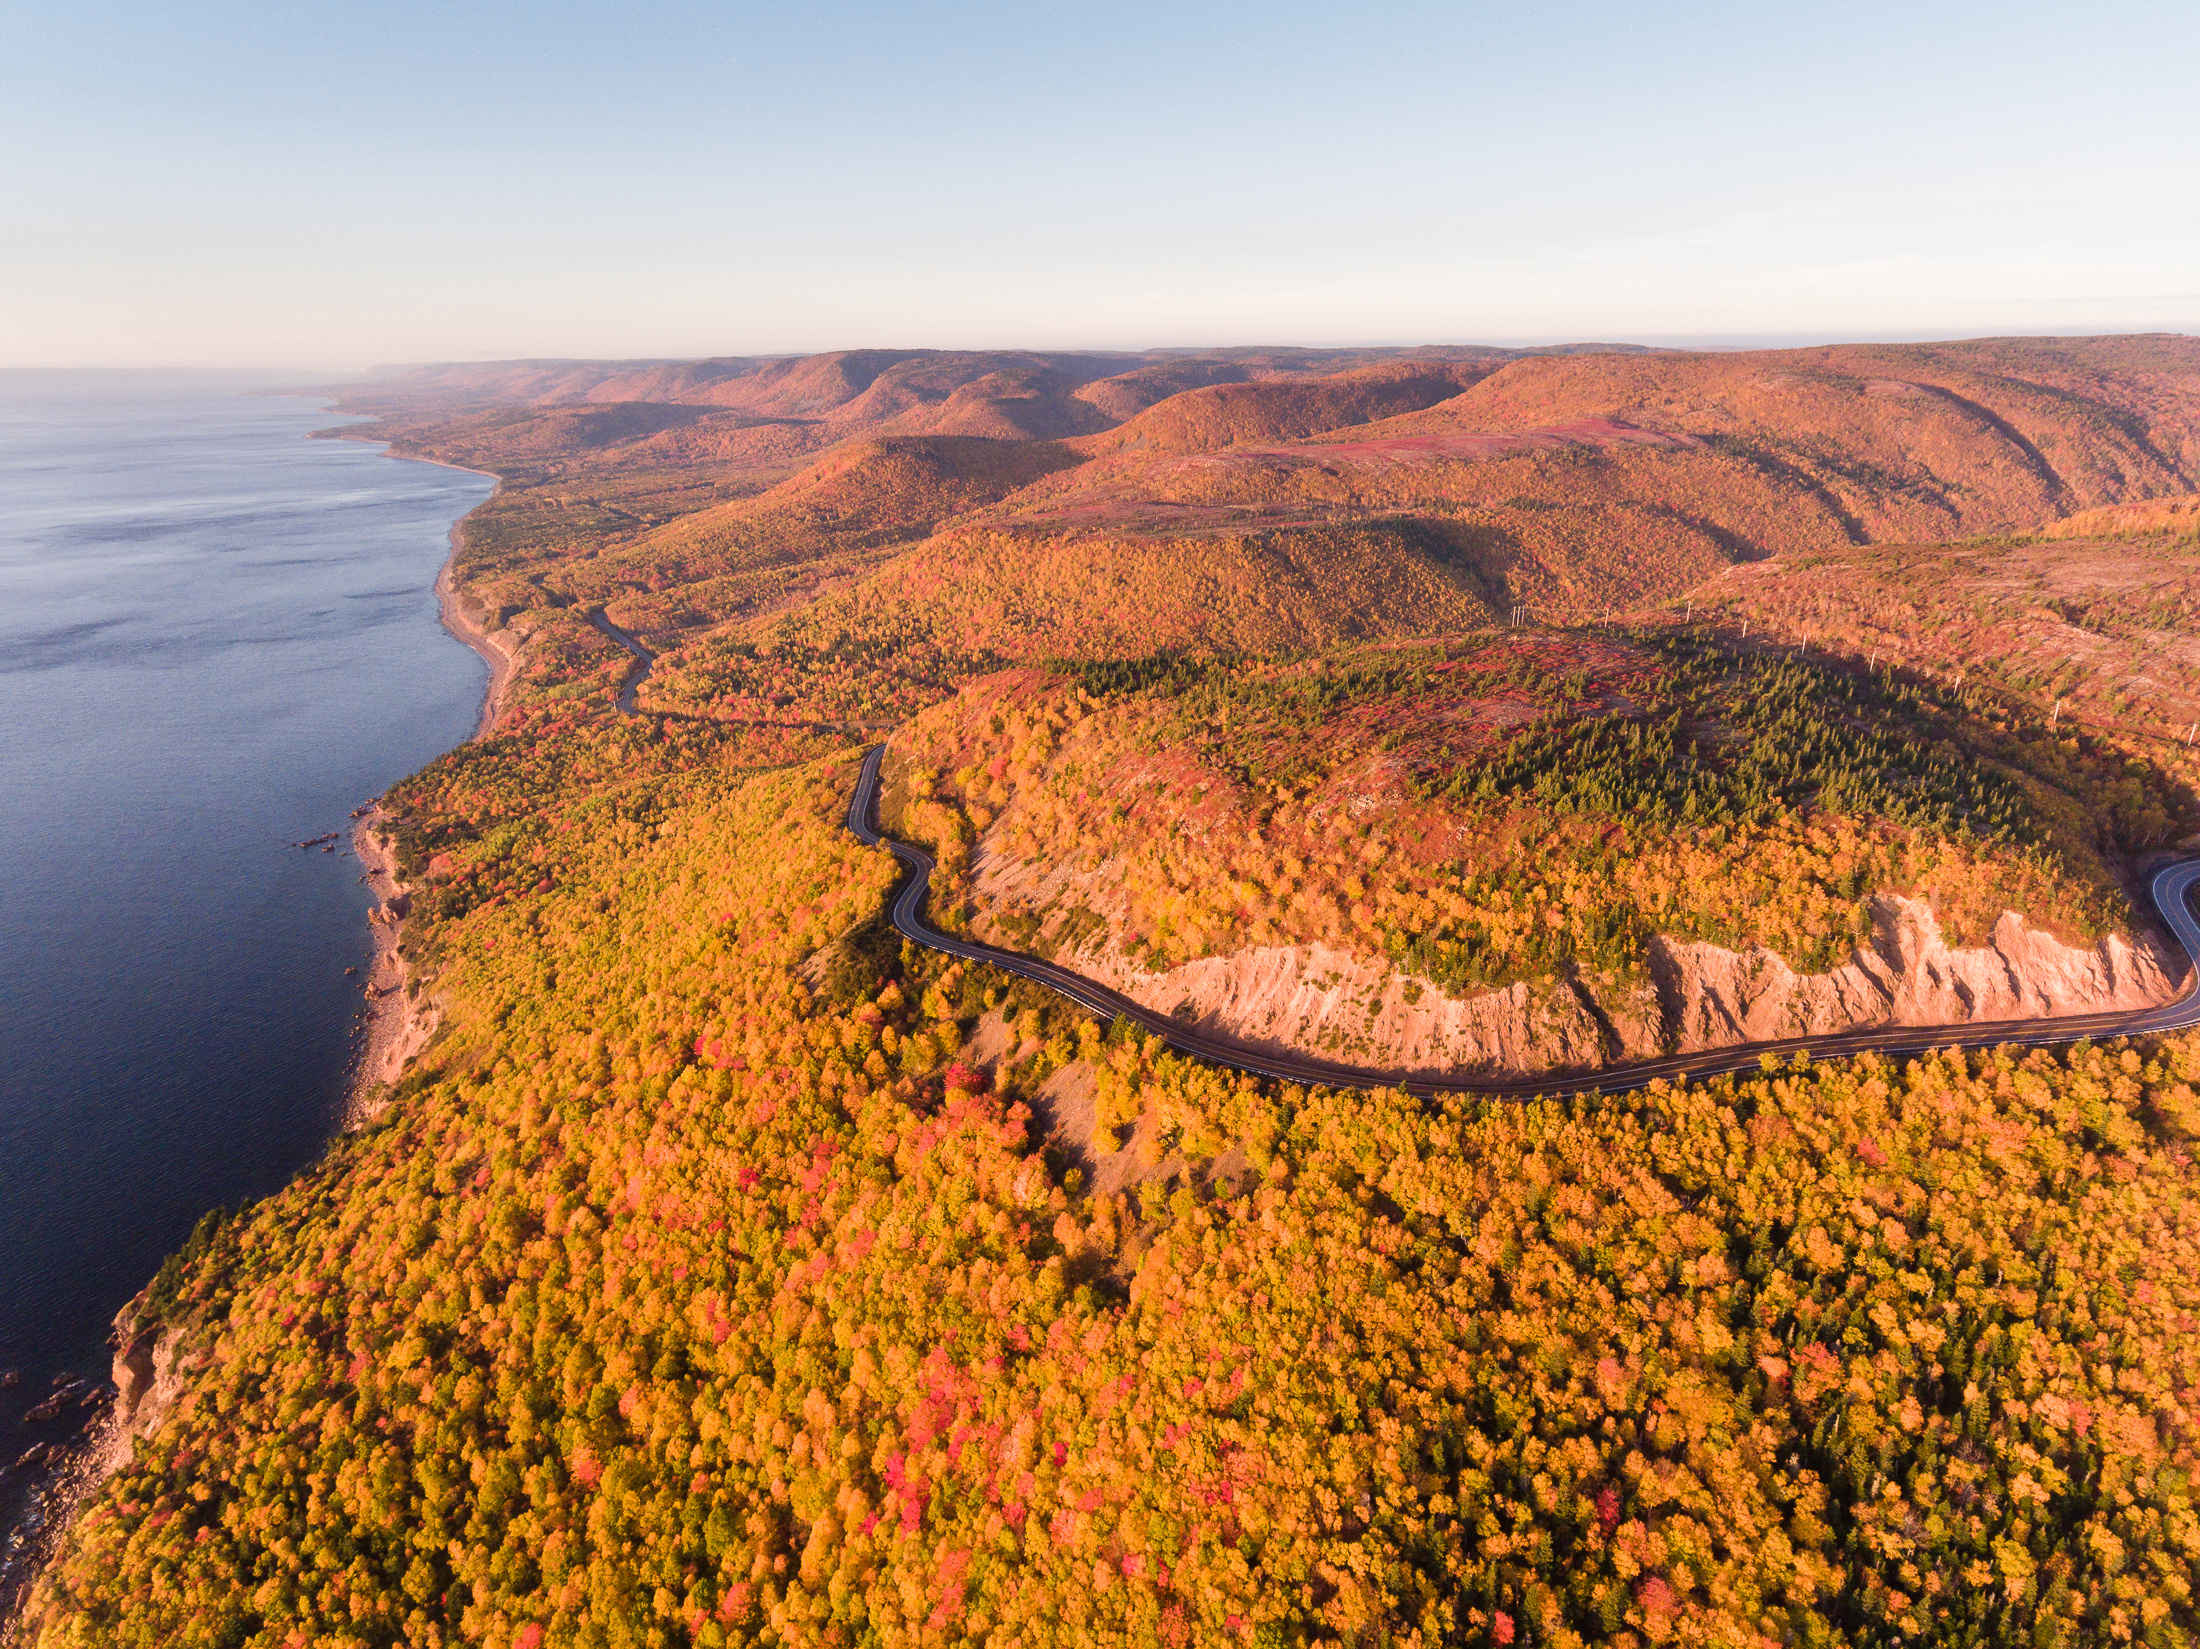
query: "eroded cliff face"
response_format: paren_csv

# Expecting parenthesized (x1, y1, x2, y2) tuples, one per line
(105, 1307, 205, 1472)
(1076, 941, 1661, 1075)
(348, 811, 439, 1127)
(1654, 899, 2174, 1051)
(972, 864, 2181, 1077)
(108, 1327, 184, 1455)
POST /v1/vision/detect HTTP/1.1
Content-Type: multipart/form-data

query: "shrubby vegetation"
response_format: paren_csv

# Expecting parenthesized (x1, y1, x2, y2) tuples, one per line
(1442, 642, 2042, 839)
(1705, 534, 2200, 811)
(644, 626, 1001, 732)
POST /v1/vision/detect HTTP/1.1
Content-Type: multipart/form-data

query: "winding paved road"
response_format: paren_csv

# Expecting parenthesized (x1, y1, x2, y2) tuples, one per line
(846, 744, 2200, 1098)
(588, 612, 897, 736)
(587, 609, 656, 715)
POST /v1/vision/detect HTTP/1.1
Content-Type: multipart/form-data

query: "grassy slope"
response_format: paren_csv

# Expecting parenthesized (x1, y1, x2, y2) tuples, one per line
(2045, 494, 2200, 540)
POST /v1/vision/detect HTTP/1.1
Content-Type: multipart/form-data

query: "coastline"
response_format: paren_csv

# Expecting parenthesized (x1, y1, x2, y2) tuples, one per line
(343, 807, 436, 1129)
(394, 452, 515, 742)
(333, 436, 514, 741)
(342, 456, 505, 1122)
(435, 539, 517, 741)
(3, 424, 508, 1642)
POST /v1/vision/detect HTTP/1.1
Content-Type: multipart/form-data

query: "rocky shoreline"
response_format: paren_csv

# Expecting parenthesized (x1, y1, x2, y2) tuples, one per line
(2, 450, 503, 1642)
(337, 474, 516, 1119)
(345, 806, 437, 1128)
(0, 1287, 211, 1637)
(0, 1375, 114, 1634)
(435, 539, 519, 740)
(345, 459, 515, 1123)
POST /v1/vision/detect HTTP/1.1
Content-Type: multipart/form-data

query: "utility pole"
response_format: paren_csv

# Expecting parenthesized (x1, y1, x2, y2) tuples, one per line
(2049, 697, 2062, 729)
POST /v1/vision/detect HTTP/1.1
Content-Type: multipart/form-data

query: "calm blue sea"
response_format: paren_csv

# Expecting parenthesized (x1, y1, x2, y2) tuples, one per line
(0, 372, 491, 1546)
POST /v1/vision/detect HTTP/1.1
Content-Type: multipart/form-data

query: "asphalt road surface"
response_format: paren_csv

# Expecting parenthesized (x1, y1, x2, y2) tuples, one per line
(587, 615, 894, 735)
(587, 609, 655, 715)
(846, 744, 2200, 1099)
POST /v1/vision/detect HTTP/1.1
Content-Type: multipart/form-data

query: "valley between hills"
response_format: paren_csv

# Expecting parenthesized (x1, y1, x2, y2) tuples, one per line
(20, 336, 2200, 1649)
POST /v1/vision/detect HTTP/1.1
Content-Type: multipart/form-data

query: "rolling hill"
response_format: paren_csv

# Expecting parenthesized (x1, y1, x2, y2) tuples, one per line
(877, 632, 2181, 1080)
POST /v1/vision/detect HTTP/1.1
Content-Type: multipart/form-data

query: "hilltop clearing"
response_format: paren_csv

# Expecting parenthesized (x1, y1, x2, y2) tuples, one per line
(879, 632, 2185, 1078)
(1694, 525, 2200, 787)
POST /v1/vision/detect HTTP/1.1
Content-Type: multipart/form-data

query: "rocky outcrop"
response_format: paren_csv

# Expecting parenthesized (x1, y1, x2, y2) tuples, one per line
(1066, 893, 2182, 1079)
(1082, 942, 1659, 1075)
(1655, 897, 2174, 1048)
(107, 1314, 193, 1454)
(111, 1328, 156, 1427)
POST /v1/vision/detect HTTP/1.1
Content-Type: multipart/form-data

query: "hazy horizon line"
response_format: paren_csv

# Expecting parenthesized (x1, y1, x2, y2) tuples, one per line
(6, 324, 2196, 381)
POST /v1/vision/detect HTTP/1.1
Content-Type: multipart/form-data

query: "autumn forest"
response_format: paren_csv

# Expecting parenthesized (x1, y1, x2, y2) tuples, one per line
(20, 336, 2200, 1649)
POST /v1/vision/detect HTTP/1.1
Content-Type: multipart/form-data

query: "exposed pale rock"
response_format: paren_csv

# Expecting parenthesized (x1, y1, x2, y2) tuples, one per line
(1654, 895, 2174, 1049)
(1083, 942, 1622, 1076)
(1047, 893, 2182, 1079)
(964, 827, 2183, 1078)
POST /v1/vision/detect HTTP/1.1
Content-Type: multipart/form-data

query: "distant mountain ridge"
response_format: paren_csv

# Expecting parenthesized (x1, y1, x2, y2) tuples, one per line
(314, 341, 1645, 426)
(331, 332, 2200, 740)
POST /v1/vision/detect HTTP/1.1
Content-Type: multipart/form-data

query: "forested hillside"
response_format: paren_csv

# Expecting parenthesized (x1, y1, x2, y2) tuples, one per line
(19, 336, 2200, 1646)
(878, 632, 2182, 1075)
(27, 749, 2200, 1649)
(1700, 524, 2200, 770)
(326, 335, 2200, 737)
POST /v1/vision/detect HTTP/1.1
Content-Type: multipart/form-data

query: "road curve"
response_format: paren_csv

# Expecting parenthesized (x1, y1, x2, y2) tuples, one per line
(585, 614, 894, 736)
(846, 744, 2200, 1099)
(587, 609, 655, 715)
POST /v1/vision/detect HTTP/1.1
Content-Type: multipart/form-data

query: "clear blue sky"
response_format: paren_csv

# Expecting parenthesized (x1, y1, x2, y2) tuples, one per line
(5, 0, 2196, 368)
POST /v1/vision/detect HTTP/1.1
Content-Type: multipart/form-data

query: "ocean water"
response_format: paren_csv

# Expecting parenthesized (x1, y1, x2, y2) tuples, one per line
(0, 372, 491, 1549)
